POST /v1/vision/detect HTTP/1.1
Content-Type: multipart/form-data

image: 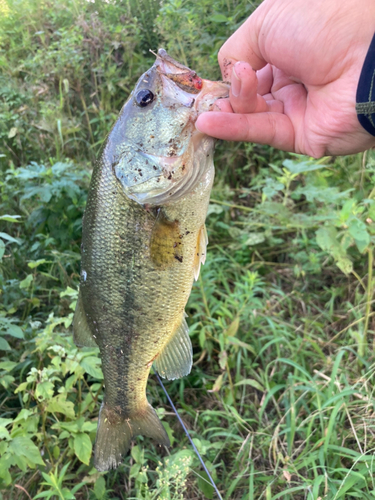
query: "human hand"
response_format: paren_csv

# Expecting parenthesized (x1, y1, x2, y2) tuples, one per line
(196, 0, 375, 158)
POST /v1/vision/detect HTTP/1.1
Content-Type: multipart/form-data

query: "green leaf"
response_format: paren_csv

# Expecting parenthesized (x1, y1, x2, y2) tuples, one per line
(227, 336, 256, 354)
(0, 374, 15, 389)
(283, 158, 326, 174)
(60, 286, 78, 297)
(316, 226, 338, 252)
(210, 13, 228, 22)
(336, 256, 353, 275)
(0, 360, 17, 371)
(81, 421, 98, 433)
(28, 259, 47, 269)
(9, 436, 45, 466)
(0, 426, 10, 439)
(5, 324, 24, 338)
(34, 490, 53, 499)
(347, 218, 370, 252)
(94, 476, 106, 499)
(0, 337, 11, 350)
(0, 458, 12, 485)
(0, 418, 13, 428)
(80, 356, 103, 379)
(207, 204, 224, 216)
(368, 203, 375, 220)
(35, 381, 54, 401)
(316, 226, 353, 274)
(162, 421, 175, 447)
(61, 488, 76, 499)
(13, 409, 32, 422)
(262, 178, 284, 199)
(74, 432, 92, 465)
(131, 444, 143, 464)
(47, 395, 75, 419)
(0, 232, 22, 244)
(245, 232, 266, 245)
(19, 274, 33, 289)
(0, 239, 5, 260)
(8, 127, 17, 138)
(340, 199, 356, 222)
(234, 379, 265, 391)
(197, 469, 214, 499)
(224, 317, 239, 337)
(0, 214, 21, 222)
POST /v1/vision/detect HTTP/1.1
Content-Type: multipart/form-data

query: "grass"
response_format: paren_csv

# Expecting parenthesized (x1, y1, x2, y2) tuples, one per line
(1, 0, 375, 499)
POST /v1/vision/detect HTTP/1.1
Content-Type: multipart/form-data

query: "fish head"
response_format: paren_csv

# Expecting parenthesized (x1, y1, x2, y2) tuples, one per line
(111, 49, 229, 205)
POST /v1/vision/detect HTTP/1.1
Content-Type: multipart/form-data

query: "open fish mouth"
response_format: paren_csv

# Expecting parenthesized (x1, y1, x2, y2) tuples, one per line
(154, 48, 229, 116)
(155, 48, 204, 95)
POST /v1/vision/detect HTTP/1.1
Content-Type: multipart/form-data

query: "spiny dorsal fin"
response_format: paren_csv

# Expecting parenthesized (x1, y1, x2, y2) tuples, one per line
(73, 292, 98, 348)
(154, 314, 192, 380)
(193, 224, 208, 281)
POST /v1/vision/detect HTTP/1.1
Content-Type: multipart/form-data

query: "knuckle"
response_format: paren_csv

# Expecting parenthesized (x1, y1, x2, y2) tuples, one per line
(267, 113, 278, 143)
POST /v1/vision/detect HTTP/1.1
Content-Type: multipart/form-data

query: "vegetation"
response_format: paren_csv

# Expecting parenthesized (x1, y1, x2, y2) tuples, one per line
(1, 0, 375, 498)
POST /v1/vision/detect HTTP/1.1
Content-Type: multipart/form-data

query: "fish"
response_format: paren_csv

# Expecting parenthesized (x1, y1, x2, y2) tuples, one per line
(73, 49, 228, 472)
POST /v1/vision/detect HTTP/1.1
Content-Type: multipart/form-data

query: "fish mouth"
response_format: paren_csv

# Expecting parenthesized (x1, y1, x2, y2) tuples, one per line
(154, 48, 229, 116)
(154, 48, 204, 95)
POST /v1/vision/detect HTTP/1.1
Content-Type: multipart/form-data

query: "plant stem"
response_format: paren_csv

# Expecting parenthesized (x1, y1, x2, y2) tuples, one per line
(363, 246, 374, 350)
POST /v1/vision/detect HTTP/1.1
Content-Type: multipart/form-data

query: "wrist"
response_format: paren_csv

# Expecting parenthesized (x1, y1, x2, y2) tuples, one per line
(356, 32, 375, 137)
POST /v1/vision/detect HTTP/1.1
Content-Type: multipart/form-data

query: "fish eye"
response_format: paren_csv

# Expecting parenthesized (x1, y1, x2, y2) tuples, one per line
(135, 89, 155, 107)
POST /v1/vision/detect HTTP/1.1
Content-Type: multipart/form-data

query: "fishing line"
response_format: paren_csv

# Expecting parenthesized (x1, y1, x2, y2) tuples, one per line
(154, 370, 223, 500)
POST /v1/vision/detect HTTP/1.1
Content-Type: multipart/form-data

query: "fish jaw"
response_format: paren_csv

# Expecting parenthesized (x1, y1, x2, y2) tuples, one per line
(155, 47, 229, 118)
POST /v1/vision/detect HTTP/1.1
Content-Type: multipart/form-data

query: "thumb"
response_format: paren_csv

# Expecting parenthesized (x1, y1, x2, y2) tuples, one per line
(218, 3, 269, 81)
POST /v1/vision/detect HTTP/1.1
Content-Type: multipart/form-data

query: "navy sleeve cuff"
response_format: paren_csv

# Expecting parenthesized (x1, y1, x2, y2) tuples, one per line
(356, 32, 375, 137)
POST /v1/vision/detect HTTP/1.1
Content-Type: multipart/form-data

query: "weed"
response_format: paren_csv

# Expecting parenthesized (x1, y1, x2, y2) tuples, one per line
(1, 0, 375, 499)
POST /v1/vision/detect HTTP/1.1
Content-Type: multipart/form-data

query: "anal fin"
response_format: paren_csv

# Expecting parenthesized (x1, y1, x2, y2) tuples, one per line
(73, 292, 98, 348)
(154, 313, 192, 380)
(94, 402, 170, 471)
(193, 224, 208, 281)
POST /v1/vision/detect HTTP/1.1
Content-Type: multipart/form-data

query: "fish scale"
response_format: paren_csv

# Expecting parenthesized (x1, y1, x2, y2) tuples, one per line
(73, 49, 228, 471)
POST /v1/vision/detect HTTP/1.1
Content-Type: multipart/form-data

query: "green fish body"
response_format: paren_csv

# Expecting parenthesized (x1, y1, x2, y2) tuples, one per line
(73, 50, 228, 471)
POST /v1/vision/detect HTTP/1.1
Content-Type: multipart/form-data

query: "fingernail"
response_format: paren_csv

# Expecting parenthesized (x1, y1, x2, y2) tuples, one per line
(231, 63, 241, 97)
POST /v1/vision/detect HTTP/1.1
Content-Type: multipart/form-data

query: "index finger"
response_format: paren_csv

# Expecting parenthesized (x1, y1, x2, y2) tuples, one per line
(218, 7, 268, 80)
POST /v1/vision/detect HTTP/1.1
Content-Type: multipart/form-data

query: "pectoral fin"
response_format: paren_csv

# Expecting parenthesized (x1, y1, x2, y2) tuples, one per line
(73, 292, 98, 348)
(154, 313, 192, 380)
(193, 224, 208, 281)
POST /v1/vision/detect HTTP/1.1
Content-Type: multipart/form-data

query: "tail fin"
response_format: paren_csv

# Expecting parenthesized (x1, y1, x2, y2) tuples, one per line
(94, 402, 170, 471)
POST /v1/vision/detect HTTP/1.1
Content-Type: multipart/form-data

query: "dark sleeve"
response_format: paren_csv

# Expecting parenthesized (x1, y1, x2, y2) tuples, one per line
(356, 32, 375, 136)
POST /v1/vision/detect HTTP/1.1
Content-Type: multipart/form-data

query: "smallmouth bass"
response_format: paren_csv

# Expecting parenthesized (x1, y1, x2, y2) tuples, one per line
(73, 49, 228, 471)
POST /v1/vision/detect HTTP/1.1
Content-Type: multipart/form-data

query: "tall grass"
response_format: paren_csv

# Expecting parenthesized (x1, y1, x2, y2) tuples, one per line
(1, 0, 375, 499)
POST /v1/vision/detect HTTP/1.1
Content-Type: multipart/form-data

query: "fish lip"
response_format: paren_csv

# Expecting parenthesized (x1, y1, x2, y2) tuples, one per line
(153, 49, 229, 114)
(154, 48, 203, 95)
(154, 48, 194, 75)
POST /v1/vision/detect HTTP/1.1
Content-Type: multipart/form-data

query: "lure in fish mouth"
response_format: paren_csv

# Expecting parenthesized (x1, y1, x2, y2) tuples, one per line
(73, 49, 228, 472)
